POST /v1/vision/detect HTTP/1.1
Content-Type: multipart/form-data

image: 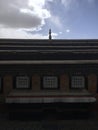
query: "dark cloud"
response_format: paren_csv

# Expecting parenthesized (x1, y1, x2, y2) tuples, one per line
(0, 0, 50, 29)
(0, 9, 42, 28)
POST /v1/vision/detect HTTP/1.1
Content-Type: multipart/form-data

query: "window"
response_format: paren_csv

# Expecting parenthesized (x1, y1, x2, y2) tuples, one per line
(16, 76, 30, 89)
(71, 76, 85, 89)
(43, 76, 58, 89)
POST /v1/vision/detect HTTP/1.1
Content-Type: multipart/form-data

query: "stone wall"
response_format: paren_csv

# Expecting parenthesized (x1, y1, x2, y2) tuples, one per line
(60, 74, 69, 92)
(88, 74, 97, 94)
(3, 75, 13, 96)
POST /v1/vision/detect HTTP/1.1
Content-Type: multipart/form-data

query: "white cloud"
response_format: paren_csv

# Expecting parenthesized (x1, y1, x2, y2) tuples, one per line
(0, 28, 49, 39)
(51, 32, 58, 37)
(59, 32, 63, 34)
(0, 27, 58, 39)
(66, 29, 70, 33)
(50, 16, 62, 29)
(61, 0, 71, 7)
(46, 0, 53, 2)
(61, 0, 76, 8)
(29, 0, 50, 19)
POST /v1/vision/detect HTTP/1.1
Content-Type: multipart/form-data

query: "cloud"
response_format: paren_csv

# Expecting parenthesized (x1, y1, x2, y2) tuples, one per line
(50, 16, 62, 29)
(46, 0, 53, 2)
(61, 0, 77, 8)
(59, 32, 63, 34)
(0, 27, 58, 39)
(51, 32, 58, 37)
(0, 0, 53, 39)
(66, 29, 70, 33)
(61, 0, 96, 8)
(0, 28, 49, 39)
(0, 0, 51, 29)
(29, 0, 51, 19)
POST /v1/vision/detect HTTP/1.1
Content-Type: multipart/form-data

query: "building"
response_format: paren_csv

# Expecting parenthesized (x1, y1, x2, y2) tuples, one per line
(0, 39, 97, 113)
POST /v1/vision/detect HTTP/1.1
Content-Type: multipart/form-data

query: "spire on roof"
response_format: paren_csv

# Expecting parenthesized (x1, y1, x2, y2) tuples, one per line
(49, 29, 52, 40)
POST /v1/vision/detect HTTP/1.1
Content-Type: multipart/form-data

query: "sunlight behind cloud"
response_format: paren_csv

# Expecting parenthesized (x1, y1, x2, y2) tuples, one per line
(29, 0, 51, 18)
(29, 0, 45, 7)
(66, 29, 70, 33)
(0, 0, 52, 39)
(0, 0, 97, 39)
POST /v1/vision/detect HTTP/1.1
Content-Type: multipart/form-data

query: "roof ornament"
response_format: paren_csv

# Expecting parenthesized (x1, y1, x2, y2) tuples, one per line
(49, 29, 52, 40)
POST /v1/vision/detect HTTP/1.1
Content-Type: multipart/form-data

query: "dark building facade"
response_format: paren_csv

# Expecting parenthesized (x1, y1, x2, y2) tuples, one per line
(0, 39, 97, 112)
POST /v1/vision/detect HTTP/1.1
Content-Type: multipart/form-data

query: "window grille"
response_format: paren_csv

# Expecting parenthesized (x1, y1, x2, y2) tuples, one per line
(43, 76, 58, 89)
(16, 76, 30, 89)
(71, 76, 85, 89)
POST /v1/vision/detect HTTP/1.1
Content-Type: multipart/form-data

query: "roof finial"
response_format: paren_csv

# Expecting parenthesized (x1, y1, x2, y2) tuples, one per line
(49, 29, 52, 40)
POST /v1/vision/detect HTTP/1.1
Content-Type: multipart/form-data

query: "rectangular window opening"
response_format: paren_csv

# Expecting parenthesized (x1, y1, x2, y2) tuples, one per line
(16, 76, 30, 89)
(71, 76, 85, 89)
(42, 76, 58, 89)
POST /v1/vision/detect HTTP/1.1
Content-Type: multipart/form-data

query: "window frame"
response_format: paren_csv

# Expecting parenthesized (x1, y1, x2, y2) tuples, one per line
(41, 75, 59, 90)
(70, 75, 86, 89)
(14, 75, 31, 89)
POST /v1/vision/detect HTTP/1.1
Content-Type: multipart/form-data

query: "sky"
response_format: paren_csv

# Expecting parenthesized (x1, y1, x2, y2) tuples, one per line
(0, 0, 98, 39)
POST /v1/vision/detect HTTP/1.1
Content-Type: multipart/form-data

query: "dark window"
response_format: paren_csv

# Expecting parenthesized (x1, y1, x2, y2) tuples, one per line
(71, 76, 85, 89)
(15, 76, 30, 89)
(42, 76, 59, 89)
